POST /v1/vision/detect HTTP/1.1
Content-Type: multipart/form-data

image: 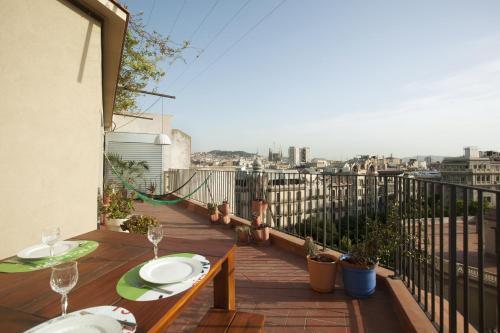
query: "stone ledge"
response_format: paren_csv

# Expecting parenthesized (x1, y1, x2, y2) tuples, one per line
(172, 195, 437, 332)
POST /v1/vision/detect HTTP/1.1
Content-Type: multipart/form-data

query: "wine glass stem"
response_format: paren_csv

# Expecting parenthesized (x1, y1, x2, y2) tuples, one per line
(154, 245, 158, 259)
(50, 246, 54, 259)
(61, 293, 68, 316)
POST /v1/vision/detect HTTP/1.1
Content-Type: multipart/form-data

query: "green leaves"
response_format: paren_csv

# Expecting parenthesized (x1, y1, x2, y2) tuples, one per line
(121, 215, 159, 234)
(115, 13, 188, 113)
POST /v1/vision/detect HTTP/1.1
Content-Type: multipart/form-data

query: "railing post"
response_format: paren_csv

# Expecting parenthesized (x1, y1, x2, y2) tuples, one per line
(322, 174, 327, 251)
(496, 193, 500, 333)
(449, 186, 457, 333)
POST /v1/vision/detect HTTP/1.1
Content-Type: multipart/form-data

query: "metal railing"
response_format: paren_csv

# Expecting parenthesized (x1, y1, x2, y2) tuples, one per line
(166, 168, 499, 333)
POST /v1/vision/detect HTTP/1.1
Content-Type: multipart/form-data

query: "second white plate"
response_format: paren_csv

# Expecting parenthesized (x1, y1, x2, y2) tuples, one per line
(17, 241, 78, 259)
(25, 314, 121, 333)
(139, 257, 203, 284)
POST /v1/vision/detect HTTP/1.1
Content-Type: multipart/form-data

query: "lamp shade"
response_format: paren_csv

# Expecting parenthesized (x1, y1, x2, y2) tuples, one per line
(154, 133, 171, 145)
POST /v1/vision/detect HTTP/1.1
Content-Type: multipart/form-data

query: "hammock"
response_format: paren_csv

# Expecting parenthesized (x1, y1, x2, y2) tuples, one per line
(104, 154, 210, 205)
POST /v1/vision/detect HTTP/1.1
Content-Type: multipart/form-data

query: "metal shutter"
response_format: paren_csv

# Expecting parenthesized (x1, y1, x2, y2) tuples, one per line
(105, 141, 163, 195)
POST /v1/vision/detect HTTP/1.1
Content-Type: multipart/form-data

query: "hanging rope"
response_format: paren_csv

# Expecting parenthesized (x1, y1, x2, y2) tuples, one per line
(104, 154, 210, 205)
(164, 171, 197, 196)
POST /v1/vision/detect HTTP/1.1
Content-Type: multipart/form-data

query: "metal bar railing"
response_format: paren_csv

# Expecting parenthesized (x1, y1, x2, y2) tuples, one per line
(166, 168, 498, 332)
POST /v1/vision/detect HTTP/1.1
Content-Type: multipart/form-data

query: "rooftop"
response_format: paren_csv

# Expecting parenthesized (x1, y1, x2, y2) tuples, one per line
(134, 202, 406, 332)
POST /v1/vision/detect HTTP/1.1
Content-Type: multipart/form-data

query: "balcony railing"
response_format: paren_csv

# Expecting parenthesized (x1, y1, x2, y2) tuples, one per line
(165, 168, 499, 333)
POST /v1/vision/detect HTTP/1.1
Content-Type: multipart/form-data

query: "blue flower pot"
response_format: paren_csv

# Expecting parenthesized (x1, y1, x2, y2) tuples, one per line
(340, 255, 376, 298)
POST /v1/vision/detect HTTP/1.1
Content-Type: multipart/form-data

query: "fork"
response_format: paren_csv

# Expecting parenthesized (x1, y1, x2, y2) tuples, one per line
(80, 311, 137, 331)
(129, 281, 173, 295)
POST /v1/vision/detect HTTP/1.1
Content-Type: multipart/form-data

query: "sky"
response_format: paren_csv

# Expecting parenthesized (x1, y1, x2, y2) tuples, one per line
(120, 0, 500, 160)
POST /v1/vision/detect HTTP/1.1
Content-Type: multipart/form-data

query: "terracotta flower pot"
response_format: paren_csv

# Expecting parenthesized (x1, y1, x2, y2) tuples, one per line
(209, 213, 220, 223)
(307, 254, 338, 293)
(251, 214, 263, 227)
(220, 215, 231, 225)
(218, 202, 230, 216)
(252, 226, 269, 242)
(251, 200, 268, 217)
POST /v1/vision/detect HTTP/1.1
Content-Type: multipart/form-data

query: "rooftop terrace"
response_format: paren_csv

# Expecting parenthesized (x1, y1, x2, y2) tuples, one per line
(134, 202, 407, 332)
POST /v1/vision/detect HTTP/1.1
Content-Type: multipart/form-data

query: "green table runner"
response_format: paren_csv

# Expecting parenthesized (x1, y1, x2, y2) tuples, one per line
(0, 240, 99, 273)
(116, 253, 210, 302)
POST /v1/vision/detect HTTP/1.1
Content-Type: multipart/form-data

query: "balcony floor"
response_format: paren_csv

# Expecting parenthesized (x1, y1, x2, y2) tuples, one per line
(134, 202, 405, 333)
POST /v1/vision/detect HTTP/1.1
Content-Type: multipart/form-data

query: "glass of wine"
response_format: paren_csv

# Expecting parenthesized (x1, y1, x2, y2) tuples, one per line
(50, 261, 78, 316)
(42, 226, 61, 261)
(147, 225, 164, 259)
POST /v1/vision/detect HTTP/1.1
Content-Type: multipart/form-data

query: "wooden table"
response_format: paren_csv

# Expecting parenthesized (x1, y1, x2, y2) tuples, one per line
(0, 230, 236, 332)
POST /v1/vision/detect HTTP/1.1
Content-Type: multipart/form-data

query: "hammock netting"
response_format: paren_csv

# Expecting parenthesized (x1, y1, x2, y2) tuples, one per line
(104, 154, 210, 205)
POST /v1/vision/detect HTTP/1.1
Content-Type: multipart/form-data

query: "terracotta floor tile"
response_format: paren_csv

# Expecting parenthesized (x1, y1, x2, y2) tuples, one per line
(137, 203, 406, 333)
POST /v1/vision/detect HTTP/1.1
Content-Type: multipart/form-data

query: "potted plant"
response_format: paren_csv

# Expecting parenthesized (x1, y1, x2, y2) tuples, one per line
(235, 225, 251, 244)
(251, 198, 268, 217)
(304, 237, 337, 293)
(146, 181, 157, 196)
(218, 200, 231, 224)
(340, 201, 404, 298)
(121, 215, 159, 234)
(340, 242, 378, 298)
(207, 203, 219, 223)
(102, 190, 134, 232)
(102, 184, 114, 205)
(251, 213, 270, 243)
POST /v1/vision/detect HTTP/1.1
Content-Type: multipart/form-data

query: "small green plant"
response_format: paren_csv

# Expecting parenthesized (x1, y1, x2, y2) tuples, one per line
(340, 235, 352, 252)
(303, 236, 334, 263)
(303, 236, 318, 257)
(102, 190, 134, 219)
(121, 215, 159, 234)
(146, 181, 157, 195)
(207, 203, 218, 215)
(235, 225, 251, 234)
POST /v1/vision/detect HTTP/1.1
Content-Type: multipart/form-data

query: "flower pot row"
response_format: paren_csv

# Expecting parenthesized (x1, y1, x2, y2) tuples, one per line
(208, 202, 232, 224)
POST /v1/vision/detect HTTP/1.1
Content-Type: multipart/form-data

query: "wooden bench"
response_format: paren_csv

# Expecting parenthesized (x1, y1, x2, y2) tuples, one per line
(195, 309, 265, 333)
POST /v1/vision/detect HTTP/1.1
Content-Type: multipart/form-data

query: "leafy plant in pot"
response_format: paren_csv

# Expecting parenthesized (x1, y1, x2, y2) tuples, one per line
(207, 203, 219, 223)
(340, 201, 406, 298)
(304, 237, 337, 293)
(235, 225, 251, 244)
(121, 215, 159, 234)
(101, 190, 134, 232)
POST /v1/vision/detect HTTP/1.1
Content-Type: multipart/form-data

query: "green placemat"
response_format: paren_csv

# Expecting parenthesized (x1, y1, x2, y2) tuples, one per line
(0, 240, 99, 273)
(116, 253, 210, 302)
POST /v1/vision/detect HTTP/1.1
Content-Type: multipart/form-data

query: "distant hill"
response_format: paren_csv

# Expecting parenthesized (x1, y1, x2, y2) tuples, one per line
(207, 150, 255, 158)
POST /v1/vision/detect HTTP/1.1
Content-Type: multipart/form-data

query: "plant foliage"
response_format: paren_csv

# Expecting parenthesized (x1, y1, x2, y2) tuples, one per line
(102, 190, 134, 219)
(115, 12, 188, 113)
(121, 215, 159, 234)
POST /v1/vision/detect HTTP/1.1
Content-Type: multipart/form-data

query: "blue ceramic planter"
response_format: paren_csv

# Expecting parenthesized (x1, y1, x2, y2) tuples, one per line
(340, 255, 376, 298)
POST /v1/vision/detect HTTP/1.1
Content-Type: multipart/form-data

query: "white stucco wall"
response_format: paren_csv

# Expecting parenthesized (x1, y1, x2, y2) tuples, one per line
(112, 113, 191, 170)
(0, 1, 104, 257)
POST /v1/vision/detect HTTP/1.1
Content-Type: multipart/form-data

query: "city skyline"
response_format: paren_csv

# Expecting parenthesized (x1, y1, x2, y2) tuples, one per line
(122, 0, 500, 159)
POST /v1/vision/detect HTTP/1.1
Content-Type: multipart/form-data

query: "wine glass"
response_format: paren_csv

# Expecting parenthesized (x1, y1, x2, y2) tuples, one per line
(147, 225, 164, 259)
(42, 227, 61, 261)
(50, 261, 78, 316)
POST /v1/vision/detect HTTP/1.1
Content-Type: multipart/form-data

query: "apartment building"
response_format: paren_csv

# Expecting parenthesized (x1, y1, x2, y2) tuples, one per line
(441, 147, 500, 205)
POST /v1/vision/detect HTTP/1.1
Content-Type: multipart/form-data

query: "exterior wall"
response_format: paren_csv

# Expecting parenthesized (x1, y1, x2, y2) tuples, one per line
(112, 113, 191, 170)
(170, 129, 191, 169)
(0, 1, 104, 257)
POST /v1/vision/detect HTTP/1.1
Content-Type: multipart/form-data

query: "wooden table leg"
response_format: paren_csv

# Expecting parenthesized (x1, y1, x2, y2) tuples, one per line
(213, 246, 236, 310)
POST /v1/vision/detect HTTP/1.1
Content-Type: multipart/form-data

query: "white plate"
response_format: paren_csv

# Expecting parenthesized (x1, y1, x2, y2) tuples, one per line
(17, 241, 78, 259)
(139, 257, 203, 284)
(25, 314, 121, 333)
